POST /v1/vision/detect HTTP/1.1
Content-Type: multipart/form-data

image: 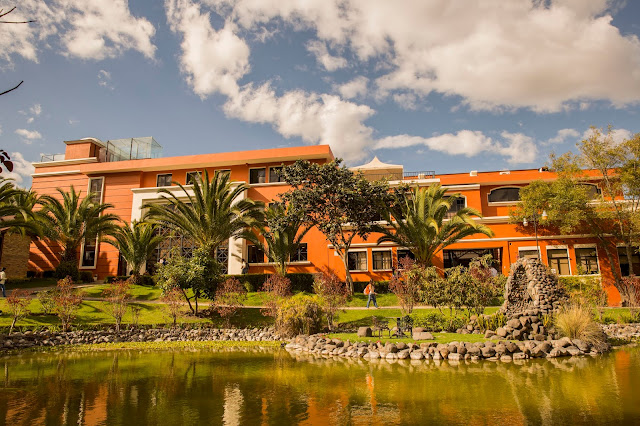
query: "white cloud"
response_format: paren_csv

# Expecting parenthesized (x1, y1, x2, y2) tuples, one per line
(392, 93, 419, 110)
(3, 152, 35, 187)
(98, 69, 114, 90)
(306, 40, 347, 71)
(374, 130, 538, 164)
(166, 0, 250, 98)
(582, 127, 633, 144)
(15, 128, 42, 142)
(545, 128, 581, 145)
(0, 0, 156, 63)
(29, 104, 41, 116)
(337, 76, 368, 99)
(204, 0, 640, 112)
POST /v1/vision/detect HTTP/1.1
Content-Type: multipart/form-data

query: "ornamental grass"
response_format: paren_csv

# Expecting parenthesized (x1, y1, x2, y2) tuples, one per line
(555, 303, 608, 352)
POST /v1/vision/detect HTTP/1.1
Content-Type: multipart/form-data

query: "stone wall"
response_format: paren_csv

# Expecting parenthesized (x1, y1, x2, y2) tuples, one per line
(0, 234, 31, 279)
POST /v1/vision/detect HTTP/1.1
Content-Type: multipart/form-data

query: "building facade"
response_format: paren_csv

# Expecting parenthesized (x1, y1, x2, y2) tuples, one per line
(30, 137, 626, 305)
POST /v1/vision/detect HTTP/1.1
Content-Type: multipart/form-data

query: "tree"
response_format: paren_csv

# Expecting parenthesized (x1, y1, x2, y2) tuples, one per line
(241, 202, 310, 276)
(6, 289, 31, 334)
(260, 274, 292, 318)
(0, 178, 38, 236)
(53, 277, 83, 332)
(378, 184, 494, 267)
(38, 186, 119, 263)
(212, 277, 247, 328)
(0, 6, 35, 98)
(389, 257, 424, 315)
(145, 170, 264, 258)
(280, 159, 388, 293)
(102, 280, 132, 332)
(162, 286, 184, 327)
(312, 270, 349, 330)
(106, 220, 164, 285)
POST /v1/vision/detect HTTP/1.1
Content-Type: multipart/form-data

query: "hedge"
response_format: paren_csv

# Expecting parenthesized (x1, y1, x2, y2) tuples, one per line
(227, 273, 315, 293)
(353, 280, 390, 294)
(104, 275, 156, 287)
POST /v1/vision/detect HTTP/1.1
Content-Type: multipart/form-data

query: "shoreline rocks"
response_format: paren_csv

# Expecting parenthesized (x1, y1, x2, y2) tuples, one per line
(0, 327, 281, 351)
(285, 332, 611, 363)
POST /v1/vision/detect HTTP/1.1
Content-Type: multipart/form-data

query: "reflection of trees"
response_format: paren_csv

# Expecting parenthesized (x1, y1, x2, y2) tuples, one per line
(0, 348, 637, 423)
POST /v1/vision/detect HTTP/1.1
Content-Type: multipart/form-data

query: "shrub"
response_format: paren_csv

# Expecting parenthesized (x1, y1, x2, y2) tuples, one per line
(286, 273, 315, 293)
(389, 257, 425, 315)
(227, 273, 315, 293)
(105, 275, 155, 286)
(475, 312, 506, 332)
(26, 270, 36, 279)
(130, 305, 142, 327)
(37, 290, 57, 315)
(54, 260, 79, 281)
(162, 286, 184, 327)
(619, 276, 640, 307)
(313, 271, 348, 330)
(555, 304, 608, 352)
(79, 271, 94, 283)
(42, 270, 55, 279)
(102, 280, 132, 332)
(53, 277, 83, 332)
(212, 278, 247, 328)
(559, 275, 607, 307)
(261, 275, 292, 318)
(275, 293, 324, 337)
(409, 311, 467, 332)
(466, 256, 504, 315)
(6, 289, 31, 334)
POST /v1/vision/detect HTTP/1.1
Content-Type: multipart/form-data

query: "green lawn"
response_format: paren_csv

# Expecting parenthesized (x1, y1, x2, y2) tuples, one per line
(5, 278, 58, 290)
(81, 284, 164, 301)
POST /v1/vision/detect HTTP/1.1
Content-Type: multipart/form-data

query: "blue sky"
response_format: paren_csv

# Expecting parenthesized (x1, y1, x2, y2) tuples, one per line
(1, 0, 640, 187)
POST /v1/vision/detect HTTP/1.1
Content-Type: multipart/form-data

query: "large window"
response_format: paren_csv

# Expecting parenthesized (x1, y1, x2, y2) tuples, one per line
(618, 246, 640, 277)
(290, 243, 308, 262)
(186, 171, 201, 185)
(157, 173, 172, 187)
(269, 166, 284, 183)
(247, 245, 265, 264)
(488, 187, 521, 203)
(372, 250, 392, 271)
(518, 248, 540, 260)
(80, 237, 98, 268)
(576, 247, 599, 274)
(347, 251, 367, 271)
(444, 196, 466, 219)
(88, 177, 104, 204)
(547, 248, 571, 275)
(249, 168, 266, 184)
(443, 248, 502, 270)
(397, 249, 415, 262)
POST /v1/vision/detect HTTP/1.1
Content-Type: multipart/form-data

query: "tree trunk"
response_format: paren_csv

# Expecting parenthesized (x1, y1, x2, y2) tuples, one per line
(180, 288, 195, 313)
(342, 251, 354, 294)
(195, 290, 199, 315)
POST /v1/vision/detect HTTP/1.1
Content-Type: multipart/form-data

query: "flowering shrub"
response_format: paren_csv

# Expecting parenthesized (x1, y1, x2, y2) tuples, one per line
(7, 289, 31, 334)
(213, 278, 248, 328)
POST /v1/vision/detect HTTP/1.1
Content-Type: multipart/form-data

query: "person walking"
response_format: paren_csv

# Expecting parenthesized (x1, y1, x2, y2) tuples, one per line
(241, 259, 249, 275)
(0, 267, 6, 297)
(364, 279, 378, 309)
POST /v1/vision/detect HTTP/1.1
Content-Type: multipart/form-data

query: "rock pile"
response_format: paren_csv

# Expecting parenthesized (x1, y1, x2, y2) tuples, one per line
(286, 333, 606, 361)
(0, 327, 281, 351)
(483, 309, 552, 341)
(602, 323, 640, 340)
(501, 258, 567, 316)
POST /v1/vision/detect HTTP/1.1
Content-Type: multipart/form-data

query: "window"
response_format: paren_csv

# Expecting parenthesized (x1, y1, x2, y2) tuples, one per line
(618, 246, 640, 277)
(290, 243, 308, 262)
(216, 243, 229, 274)
(249, 168, 266, 184)
(518, 249, 539, 260)
(88, 177, 104, 204)
(444, 196, 466, 218)
(157, 174, 172, 187)
(247, 245, 265, 264)
(269, 166, 284, 183)
(397, 249, 415, 261)
(579, 183, 601, 199)
(547, 248, 570, 275)
(372, 250, 392, 270)
(576, 247, 599, 274)
(488, 187, 521, 203)
(186, 171, 201, 185)
(443, 248, 502, 270)
(217, 169, 231, 179)
(80, 237, 98, 268)
(347, 251, 367, 271)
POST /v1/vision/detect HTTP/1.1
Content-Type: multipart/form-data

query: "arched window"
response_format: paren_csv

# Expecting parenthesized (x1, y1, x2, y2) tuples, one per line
(488, 187, 521, 203)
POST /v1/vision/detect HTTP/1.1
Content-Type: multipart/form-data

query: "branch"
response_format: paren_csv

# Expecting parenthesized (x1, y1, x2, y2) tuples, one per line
(0, 81, 23, 97)
(0, 7, 35, 23)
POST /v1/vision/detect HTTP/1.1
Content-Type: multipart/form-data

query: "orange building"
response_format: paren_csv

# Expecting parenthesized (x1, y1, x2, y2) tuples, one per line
(30, 137, 628, 305)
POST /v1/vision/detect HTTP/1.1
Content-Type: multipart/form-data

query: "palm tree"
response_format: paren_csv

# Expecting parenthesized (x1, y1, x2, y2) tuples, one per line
(38, 186, 120, 262)
(241, 202, 310, 276)
(106, 220, 164, 284)
(0, 178, 37, 234)
(145, 170, 264, 258)
(7, 186, 41, 237)
(378, 184, 494, 267)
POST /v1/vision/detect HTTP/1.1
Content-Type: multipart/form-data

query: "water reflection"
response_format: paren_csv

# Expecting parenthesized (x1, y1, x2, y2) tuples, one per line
(0, 345, 638, 425)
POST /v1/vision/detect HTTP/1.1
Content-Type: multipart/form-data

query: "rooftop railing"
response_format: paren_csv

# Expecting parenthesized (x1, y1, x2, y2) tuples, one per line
(40, 153, 65, 162)
(359, 170, 436, 181)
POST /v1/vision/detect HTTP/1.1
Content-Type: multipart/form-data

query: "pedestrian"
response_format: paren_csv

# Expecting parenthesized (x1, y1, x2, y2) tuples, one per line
(364, 279, 378, 309)
(241, 259, 249, 275)
(0, 267, 6, 298)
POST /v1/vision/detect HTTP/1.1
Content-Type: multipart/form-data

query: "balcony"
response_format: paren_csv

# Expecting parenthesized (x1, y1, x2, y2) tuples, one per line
(360, 170, 436, 182)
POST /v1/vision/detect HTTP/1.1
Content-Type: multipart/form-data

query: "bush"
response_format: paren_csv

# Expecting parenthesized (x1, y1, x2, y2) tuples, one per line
(227, 273, 315, 293)
(102, 280, 132, 332)
(212, 278, 247, 328)
(410, 311, 467, 332)
(53, 277, 83, 332)
(37, 290, 57, 315)
(555, 303, 608, 352)
(313, 271, 348, 330)
(162, 286, 184, 327)
(26, 270, 36, 279)
(42, 270, 55, 279)
(79, 271, 94, 283)
(6, 289, 31, 334)
(261, 275, 292, 318)
(54, 260, 79, 281)
(276, 293, 324, 337)
(559, 275, 607, 306)
(389, 257, 425, 315)
(619, 276, 640, 307)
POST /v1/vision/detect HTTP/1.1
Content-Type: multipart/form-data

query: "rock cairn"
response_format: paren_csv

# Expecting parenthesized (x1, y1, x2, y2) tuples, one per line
(501, 257, 567, 316)
(0, 327, 281, 351)
(602, 323, 640, 341)
(286, 334, 606, 361)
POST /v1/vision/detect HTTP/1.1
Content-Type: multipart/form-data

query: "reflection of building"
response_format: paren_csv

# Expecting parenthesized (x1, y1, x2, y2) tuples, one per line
(30, 137, 625, 304)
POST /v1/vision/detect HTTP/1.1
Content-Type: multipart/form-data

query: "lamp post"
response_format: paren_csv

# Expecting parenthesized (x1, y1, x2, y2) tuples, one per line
(523, 210, 548, 261)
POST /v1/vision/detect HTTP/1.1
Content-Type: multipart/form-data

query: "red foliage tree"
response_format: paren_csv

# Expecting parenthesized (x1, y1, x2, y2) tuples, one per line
(6, 289, 31, 334)
(313, 270, 349, 330)
(260, 274, 292, 318)
(213, 278, 248, 327)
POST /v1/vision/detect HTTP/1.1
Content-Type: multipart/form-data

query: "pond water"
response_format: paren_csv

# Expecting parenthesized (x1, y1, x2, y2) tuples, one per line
(0, 344, 639, 425)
